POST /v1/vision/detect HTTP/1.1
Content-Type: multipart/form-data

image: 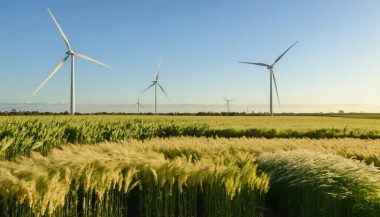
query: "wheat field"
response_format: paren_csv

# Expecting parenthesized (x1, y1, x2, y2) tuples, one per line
(1, 115, 380, 216)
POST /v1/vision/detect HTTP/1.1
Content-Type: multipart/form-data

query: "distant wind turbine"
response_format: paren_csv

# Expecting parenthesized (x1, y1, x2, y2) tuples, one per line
(141, 58, 169, 114)
(134, 97, 144, 114)
(32, 8, 111, 114)
(239, 41, 298, 116)
(223, 97, 235, 113)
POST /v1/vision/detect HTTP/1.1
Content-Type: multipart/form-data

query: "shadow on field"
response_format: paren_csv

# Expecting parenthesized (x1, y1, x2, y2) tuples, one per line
(265, 196, 289, 217)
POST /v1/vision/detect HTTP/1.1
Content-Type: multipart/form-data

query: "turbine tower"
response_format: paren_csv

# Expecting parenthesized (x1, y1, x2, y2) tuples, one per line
(141, 58, 169, 114)
(239, 41, 297, 116)
(223, 97, 235, 113)
(32, 8, 111, 114)
(134, 97, 144, 114)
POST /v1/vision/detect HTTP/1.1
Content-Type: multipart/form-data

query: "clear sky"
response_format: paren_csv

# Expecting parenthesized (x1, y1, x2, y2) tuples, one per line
(1, 0, 380, 110)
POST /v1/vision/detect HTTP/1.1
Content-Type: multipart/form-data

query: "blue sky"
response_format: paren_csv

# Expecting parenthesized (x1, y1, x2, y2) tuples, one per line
(1, 0, 380, 108)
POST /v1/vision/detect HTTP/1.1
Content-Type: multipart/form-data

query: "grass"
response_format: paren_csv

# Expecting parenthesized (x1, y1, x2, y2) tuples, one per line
(2, 114, 380, 131)
(142, 137, 380, 167)
(258, 150, 380, 217)
(0, 119, 208, 160)
(1, 115, 380, 216)
(0, 141, 269, 217)
(334, 114, 380, 120)
(1, 138, 380, 216)
(2, 115, 380, 160)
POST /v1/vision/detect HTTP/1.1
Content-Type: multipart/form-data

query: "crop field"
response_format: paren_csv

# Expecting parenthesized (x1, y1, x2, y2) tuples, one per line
(2, 115, 380, 131)
(0, 115, 380, 217)
(2, 115, 380, 160)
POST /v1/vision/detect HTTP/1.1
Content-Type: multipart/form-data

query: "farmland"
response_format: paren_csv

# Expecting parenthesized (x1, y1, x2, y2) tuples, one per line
(0, 115, 380, 217)
(2, 115, 380, 160)
(2, 115, 380, 131)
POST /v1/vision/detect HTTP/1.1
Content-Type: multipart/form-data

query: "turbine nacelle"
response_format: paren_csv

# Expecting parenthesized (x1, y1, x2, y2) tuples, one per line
(267, 65, 274, 70)
(66, 50, 76, 55)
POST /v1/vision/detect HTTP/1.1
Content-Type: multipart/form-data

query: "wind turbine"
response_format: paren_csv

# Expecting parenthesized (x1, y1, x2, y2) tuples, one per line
(223, 97, 235, 113)
(32, 8, 111, 114)
(134, 97, 144, 114)
(141, 58, 169, 114)
(239, 41, 297, 116)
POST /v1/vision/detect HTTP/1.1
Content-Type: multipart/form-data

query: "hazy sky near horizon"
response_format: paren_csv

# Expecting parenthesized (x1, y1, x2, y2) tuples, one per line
(1, 0, 380, 107)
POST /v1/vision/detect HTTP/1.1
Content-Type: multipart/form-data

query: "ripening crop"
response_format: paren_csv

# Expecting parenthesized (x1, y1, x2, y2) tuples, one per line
(257, 150, 380, 217)
(0, 142, 269, 217)
(1, 137, 380, 216)
(1, 115, 380, 217)
(2, 117, 380, 161)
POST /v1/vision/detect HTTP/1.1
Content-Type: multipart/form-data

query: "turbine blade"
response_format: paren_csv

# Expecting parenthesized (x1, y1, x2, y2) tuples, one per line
(156, 57, 163, 81)
(75, 53, 112, 69)
(272, 72, 280, 105)
(33, 55, 69, 96)
(140, 104, 145, 109)
(141, 83, 155, 94)
(157, 83, 169, 100)
(273, 41, 298, 65)
(47, 8, 72, 50)
(239, 62, 270, 67)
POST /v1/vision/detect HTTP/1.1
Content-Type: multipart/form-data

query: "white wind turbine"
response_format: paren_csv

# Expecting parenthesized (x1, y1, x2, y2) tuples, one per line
(32, 8, 111, 114)
(141, 58, 169, 114)
(134, 97, 144, 114)
(239, 41, 297, 116)
(223, 97, 235, 113)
